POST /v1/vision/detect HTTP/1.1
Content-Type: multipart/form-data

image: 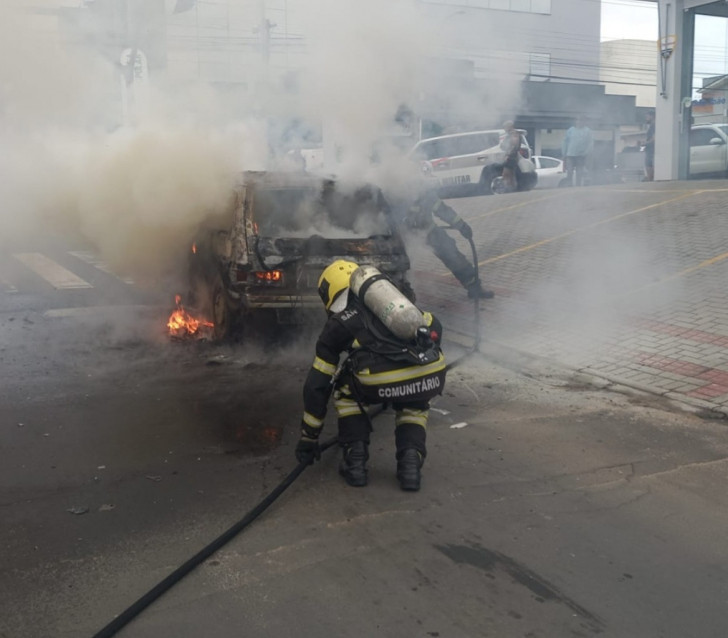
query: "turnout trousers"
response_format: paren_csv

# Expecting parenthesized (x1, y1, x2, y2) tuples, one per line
(334, 383, 429, 459)
(426, 226, 477, 288)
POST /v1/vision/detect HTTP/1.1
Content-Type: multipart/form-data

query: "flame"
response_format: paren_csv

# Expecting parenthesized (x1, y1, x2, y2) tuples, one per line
(192, 243, 197, 254)
(167, 294, 213, 339)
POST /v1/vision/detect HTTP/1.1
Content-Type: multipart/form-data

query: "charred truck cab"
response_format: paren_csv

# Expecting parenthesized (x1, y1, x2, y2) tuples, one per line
(189, 172, 413, 340)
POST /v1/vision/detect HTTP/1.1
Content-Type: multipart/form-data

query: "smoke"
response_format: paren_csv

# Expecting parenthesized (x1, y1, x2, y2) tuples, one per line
(0, 4, 242, 279)
(0, 0, 521, 286)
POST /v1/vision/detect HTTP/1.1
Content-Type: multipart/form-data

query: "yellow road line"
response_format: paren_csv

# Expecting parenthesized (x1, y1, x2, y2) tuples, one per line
(588, 188, 692, 194)
(624, 251, 728, 296)
(478, 190, 699, 267)
(469, 192, 566, 223)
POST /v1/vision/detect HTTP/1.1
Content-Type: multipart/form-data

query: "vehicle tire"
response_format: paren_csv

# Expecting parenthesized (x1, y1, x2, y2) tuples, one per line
(491, 176, 512, 195)
(557, 177, 570, 188)
(210, 270, 234, 341)
(479, 167, 498, 195)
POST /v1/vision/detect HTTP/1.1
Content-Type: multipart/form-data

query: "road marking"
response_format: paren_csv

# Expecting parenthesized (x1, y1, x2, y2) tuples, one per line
(68, 251, 134, 284)
(44, 305, 164, 318)
(478, 191, 699, 267)
(0, 278, 18, 293)
(469, 192, 566, 223)
(13, 253, 93, 290)
(623, 251, 728, 297)
(590, 188, 698, 194)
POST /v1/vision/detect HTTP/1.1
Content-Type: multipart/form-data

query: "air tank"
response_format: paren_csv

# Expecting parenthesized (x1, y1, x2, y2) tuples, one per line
(349, 266, 424, 341)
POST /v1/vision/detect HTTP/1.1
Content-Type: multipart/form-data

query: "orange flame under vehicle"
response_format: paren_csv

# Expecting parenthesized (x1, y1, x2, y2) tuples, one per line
(167, 294, 213, 339)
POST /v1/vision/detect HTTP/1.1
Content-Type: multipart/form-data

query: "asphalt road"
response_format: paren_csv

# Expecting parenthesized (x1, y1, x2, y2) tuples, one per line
(2, 232, 728, 638)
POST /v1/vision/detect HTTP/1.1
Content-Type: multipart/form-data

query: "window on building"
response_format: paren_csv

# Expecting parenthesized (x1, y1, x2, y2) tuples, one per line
(510, 0, 531, 12)
(488, 0, 510, 10)
(418, 0, 551, 15)
(529, 53, 551, 80)
(529, 0, 551, 14)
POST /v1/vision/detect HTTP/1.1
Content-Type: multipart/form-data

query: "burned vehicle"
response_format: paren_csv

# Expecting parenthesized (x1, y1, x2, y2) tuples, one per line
(188, 172, 413, 340)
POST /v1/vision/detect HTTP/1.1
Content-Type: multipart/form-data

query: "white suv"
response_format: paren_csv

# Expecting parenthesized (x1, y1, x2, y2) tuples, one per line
(408, 129, 535, 195)
(690, 124, 728, 177)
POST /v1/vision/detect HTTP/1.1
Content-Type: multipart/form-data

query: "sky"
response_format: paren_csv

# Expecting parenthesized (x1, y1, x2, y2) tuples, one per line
(602, 0, 728, 88)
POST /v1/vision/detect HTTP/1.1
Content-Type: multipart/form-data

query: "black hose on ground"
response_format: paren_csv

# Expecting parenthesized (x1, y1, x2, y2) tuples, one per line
(90, 435, 340, 638)
(91, 231, 479, 637)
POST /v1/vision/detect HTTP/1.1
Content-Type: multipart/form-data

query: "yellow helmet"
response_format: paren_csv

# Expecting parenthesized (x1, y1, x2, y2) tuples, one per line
(318, 260, 358, 312)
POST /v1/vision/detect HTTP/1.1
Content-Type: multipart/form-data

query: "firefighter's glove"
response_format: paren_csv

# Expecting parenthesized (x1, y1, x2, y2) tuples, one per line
(295, 436, 321, 465)
(458, 222, 473, 240)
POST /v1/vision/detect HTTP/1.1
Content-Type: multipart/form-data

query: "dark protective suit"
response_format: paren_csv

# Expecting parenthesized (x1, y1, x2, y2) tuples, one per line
(387, 188, 479, 290)
(300, 296, 444, 459)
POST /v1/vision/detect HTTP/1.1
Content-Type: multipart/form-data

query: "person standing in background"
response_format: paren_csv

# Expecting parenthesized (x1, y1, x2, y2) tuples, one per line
(562, 116, 594, 187)
(643, 111, 655, 182)
(500, 120, 522, 192)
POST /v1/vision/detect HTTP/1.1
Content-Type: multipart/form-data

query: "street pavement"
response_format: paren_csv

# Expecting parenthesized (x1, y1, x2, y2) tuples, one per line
(412, 180, 728, 416)
(3, 183, 728, 637)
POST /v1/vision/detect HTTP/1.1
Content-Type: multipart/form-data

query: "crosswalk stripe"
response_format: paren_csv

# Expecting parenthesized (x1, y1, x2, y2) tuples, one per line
(44, 305, 158, 318)
(68, 251, 135, 284)
(0, 277, 18, 293)
(13, 253, 93, 290)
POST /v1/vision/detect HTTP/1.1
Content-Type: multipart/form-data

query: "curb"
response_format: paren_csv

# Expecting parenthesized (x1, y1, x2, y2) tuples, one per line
(475, 339, 728, 420)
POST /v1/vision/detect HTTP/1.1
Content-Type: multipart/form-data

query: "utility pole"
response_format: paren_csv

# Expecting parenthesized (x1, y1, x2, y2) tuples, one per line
(258, 0, 274, 68)
(256, 0, 274, 166)
(119, 0, 149, 126)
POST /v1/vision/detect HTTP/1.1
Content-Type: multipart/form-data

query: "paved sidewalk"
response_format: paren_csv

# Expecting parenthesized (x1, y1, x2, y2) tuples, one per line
(410, 180, 728, 414)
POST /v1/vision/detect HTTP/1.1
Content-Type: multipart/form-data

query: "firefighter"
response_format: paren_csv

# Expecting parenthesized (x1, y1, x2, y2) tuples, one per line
(295, 260, 447, 491)
(385, 170, 494, 300)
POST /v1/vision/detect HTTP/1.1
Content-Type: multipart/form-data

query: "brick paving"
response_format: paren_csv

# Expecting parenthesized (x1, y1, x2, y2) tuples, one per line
(409, 181, 728, 413)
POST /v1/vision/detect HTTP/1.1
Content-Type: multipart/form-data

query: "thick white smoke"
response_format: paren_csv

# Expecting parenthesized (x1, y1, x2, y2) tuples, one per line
(0, 0, 518, 281)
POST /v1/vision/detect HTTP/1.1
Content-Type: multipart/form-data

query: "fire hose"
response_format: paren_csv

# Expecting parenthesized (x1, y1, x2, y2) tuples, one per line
(90, 227, 480, 638)
(91, 436, 340, 638)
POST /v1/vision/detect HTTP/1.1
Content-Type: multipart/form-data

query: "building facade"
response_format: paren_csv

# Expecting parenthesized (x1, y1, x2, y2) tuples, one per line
(601, 39, 657, 108)
(46, 0, 636, 167)
(416, 0, 601, 84)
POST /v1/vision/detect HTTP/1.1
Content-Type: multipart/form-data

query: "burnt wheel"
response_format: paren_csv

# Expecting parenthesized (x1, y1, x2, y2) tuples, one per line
(210, 270, 233, 341)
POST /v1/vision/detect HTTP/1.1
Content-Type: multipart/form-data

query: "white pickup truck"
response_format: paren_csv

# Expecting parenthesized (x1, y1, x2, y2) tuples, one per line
(690, 124, 728, 177)
(408, 129, 536, 195)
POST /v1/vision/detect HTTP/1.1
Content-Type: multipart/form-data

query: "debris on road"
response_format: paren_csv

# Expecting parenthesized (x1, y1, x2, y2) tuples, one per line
(146, 475, 163, 482)
(67, 506, 90, 515)
(450, 422, 468, 429)
(99, 504, 115, 512)
(431, 408, 451, 416)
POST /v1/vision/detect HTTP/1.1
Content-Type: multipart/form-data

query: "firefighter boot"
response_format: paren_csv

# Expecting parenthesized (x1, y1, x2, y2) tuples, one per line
(339, 441, 369, 487)
(467, 282, 495, 299)
(397, 449, 423, 491)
